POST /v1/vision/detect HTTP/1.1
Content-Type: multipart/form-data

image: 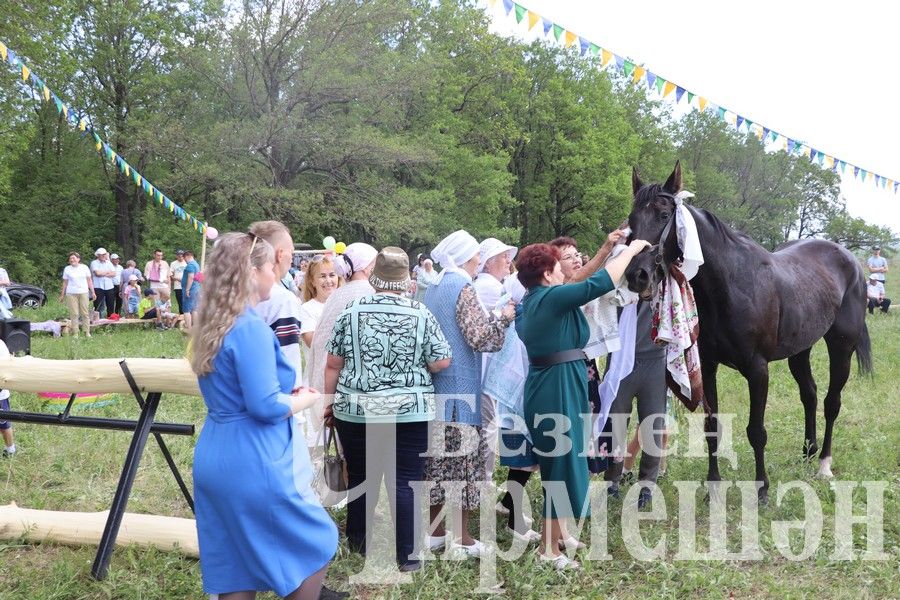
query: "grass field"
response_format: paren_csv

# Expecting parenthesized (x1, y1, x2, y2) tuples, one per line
(0, 274, 897, 599)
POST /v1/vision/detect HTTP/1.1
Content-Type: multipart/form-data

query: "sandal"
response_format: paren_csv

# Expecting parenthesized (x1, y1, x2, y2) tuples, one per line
(538, 552, 581, 570)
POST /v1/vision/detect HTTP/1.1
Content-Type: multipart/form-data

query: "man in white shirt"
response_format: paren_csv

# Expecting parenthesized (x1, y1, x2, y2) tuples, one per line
(473, 238, 518, 482)
(110, 253, 124, 315)
(867, 274, 890, 314)
(90, 248, 117, 317)
(169, 250, 188, 314)
(867, 247, 888, 284)
(144, 249, 170, 292)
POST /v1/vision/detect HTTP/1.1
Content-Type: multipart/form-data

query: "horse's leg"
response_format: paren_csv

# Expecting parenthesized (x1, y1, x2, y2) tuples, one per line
(745, 361, 770, 504)
(818, 335, 853, 479)
(787, 348, 818, 459)
(701, 359, 721, 483)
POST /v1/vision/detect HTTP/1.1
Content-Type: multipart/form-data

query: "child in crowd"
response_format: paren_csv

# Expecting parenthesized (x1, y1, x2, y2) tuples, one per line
(155, 286, 178, 329)
(0, 388, 15, 457)
(123, 275, 142, 317)
(138, 289, 158, 320)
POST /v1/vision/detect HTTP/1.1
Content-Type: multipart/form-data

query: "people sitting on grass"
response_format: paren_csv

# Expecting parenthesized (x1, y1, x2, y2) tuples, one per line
(138, 288, 158, 321)
(154, 286, 179, 329)
(867, 274, 891, 314)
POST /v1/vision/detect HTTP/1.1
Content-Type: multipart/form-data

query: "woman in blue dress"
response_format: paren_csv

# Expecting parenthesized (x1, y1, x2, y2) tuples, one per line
(190, 232, 338, 599)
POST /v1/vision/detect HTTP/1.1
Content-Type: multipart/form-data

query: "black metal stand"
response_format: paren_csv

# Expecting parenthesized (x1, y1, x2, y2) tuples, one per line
(0, 359, 196, 581)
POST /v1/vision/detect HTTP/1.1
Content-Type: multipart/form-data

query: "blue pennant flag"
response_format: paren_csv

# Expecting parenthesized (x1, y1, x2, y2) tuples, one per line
(787, 139, 796, 153)
(646, 71, 656, 89)
(502, 0, 513, 15)
(875, 175, 881, 186)
(736, 116, 744, 130)
(7, 50, 18, 66)
(762, 127, 770, 141)
(853, 166, 860, 178)
(579, 38, 590, 56)
(614, 54, 624, 71)
(542, 18, 552, 36)
(675, 86, 685, 103)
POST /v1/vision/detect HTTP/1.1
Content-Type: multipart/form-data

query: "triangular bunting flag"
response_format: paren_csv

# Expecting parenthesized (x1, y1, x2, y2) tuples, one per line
(21, 65, 29, 81)
(564, 31, 577, 48)
(0, 42, 6, 61)
(865, 170, 872, 182)
(589, 43, 600, 56)
(633, 66, 646, 84)
(736, 116, 744, 130)
(601, 49, 613, 67)
(623, 60, 635, 78)
(661, 81, 675, 97)
(513, 3, 526, 23)
(7, 49, 18, 66)
(502, 0, 514, 15)
(614, 55, 624, 71)
(42, 86, 50, 101)
(655, 76, 665, 94)
(552, 24, 563, 41)
(675, 86, 685, 103)
(762, 127, 770, 141)
(745, 120, 753, 130)
(717, 107, 726, 121)
(527, 10, 540, 30)
(579, 38, 590, 56)
(853, 166, 860, 178)
(687, 91, 695, 104)
(646, 71, 656, 89)
(875, 175, 881, 186)
(125, 163, 130, 177)
(699, 97, 708, 111)
(788, 139, 796, 154)
(755, 126, 764, 140)
(542, 18, 552, 36)
(838, 161, 846, 173)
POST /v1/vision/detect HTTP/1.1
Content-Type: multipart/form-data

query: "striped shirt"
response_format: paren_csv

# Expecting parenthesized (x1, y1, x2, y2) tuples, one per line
(254, 283, 305, 387)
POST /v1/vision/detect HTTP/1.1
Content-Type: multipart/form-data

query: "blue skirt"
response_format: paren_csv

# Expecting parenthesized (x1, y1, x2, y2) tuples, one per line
(499, 429, 538, 468)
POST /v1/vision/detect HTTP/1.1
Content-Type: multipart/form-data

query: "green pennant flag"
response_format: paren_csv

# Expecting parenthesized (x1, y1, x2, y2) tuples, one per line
(623, 60, 634, 78)
(770, 130, 778, 142)
(514, 3, 526, 23)
(655, 76, 665, 94)
(718, 107, 726, 120)
(746, 120, 753, 130)
(589, 42, 600, 56)
(687, 92, 695, 104)
(552, 24, 563, 41)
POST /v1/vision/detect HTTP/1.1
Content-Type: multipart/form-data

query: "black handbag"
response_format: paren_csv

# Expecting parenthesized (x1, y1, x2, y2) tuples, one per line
(322, 424, 348, 496)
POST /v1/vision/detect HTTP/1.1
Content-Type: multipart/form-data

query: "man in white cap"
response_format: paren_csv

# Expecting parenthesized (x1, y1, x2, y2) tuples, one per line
(308, 242, 379, 427)
(90, 248, 117, 317)
(473, 238, 518, 482)
(109, 253, 124, 315)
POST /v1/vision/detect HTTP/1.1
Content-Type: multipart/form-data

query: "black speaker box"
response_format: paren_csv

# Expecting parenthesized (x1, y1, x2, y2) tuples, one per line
(0, 318, 31, 356)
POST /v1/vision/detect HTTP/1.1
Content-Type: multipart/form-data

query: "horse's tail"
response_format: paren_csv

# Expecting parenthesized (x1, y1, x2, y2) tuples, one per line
(856, 321, 873, 376)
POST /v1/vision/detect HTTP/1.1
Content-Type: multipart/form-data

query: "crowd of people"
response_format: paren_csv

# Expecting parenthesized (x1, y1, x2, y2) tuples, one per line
(183, 219, 678, 599)
(58, 247, 201, 336)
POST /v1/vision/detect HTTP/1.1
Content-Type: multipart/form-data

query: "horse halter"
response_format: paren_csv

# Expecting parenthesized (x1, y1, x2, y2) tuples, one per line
(645, 192, 678, 270)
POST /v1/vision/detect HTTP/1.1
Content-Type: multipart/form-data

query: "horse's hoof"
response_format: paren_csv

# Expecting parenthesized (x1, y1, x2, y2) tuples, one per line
(757, 485, 769, 507)
(817, 456, 834, 479)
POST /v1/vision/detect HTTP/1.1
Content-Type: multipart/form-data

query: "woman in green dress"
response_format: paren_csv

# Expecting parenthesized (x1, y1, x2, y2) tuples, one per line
(515, 238, 650, 569)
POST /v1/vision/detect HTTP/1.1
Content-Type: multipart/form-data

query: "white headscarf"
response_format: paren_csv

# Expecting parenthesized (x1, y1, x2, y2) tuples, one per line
(337, 242, 378, 279)
(431, 230, 479, 283)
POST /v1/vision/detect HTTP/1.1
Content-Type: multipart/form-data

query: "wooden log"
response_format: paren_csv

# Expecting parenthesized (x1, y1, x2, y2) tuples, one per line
(0, 342, 200, 396)
(0, 503, 198, 557)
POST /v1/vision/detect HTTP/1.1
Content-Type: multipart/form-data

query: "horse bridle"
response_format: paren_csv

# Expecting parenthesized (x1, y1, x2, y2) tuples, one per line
(643, 191, 678, 272)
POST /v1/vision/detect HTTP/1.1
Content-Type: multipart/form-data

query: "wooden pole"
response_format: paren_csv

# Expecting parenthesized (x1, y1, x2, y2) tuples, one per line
(0, 503, 199, 558)
(199, 231, 207, 270)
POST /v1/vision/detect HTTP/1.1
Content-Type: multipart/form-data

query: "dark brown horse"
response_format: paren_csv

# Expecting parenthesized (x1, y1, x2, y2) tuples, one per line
(624, 162, 872, 502)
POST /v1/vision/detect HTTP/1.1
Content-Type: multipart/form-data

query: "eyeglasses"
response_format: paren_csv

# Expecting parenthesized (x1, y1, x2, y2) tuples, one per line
(560, 254, 579, 263)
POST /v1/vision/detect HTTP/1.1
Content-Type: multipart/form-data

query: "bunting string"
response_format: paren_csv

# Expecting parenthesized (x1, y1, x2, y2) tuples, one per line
(0, 40, 209, 233)
(487, 0, 899, 195)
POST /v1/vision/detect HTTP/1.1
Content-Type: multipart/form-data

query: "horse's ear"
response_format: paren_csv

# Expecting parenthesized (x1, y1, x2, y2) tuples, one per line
(632, 167, 644, 196)
(663, 160, 682, 194)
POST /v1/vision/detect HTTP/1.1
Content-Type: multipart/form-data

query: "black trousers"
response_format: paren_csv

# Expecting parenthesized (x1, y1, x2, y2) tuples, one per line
(868, 298, 891, 313)
(112, 284, 122, 315)
(174, 288, 184, 314)
(93, 288, 116, 317)
(334, 419, 428, 567)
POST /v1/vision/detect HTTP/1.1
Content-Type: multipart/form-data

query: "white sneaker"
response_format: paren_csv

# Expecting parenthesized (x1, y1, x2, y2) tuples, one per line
(449, 539, 489, 558)
(558, 536, 586, 551)
(507, 527, 541, 544)
(538, 552, 581, 570)
(426, 534, 446, 552)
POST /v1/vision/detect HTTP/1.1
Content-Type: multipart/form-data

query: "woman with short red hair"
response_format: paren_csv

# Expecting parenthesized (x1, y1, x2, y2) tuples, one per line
(516, 237, 650, 569)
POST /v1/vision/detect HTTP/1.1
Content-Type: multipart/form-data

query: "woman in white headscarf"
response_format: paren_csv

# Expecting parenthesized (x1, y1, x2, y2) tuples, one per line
(422, 230, 515, 557)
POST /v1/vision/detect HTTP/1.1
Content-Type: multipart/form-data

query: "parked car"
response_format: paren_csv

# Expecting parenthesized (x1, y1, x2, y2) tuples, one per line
(6, 283, 47, 308)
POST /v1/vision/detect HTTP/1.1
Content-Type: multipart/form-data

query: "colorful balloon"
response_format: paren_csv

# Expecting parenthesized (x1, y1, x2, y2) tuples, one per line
(205, 226, 219, 240)
(334, 241, 347, 254)
(322, 236, 336, 250)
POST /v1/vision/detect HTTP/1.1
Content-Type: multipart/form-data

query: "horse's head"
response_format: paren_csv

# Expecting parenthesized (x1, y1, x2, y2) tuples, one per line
(625, 161, 683, 299)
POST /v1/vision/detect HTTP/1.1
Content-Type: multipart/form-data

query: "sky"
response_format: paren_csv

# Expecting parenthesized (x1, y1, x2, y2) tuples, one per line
(483, 0, 900, 235)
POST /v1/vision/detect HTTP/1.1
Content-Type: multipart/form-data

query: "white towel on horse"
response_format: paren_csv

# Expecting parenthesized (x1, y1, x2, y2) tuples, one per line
(674, 190, 704, 281)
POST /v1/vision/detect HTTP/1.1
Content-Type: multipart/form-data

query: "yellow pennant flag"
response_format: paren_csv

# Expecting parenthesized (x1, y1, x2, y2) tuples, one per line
(21, 65, 30, 81)
(564, 31, 577, 47)
(663, 81, 676, 97)
(95, 140, 102, 151)
(486, 0, 497, 6)
(42, 86, 50, 102)
(698, 97, 708, 111)
(125, 164, 130, 177)
(781, 137, 788, 151)
(633, 66, 646, 84)
(61, 104, 67, 118)
(824, 155, 834, 169)
(755, 126, 763, 140)
(601, 49, 613, 67)
(136, 175, 142, 187)
(527, 10, 540, 31)
(866, 171, 874, 182)
(78, 118, 86, 131)
(0, 42, 7, 61)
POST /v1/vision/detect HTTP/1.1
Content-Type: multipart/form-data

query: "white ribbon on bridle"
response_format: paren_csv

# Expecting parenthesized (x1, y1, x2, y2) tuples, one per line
(672, 190, 704, 281)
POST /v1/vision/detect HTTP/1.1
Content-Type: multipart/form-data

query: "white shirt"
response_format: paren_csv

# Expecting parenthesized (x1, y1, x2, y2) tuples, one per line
(867, 256, 887, 281)
(63, 264, 92, 295)
(473, 272, 504, 314)
(0, 267, 9, 285)
(90, 259, 115, 290)
(170, 260, 187, 290)
(255, 283, 305, 387)
(299, 298, 325, 335)
(867, 282, 886, 300)
(112, 264, 124, 286)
